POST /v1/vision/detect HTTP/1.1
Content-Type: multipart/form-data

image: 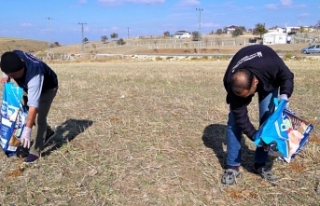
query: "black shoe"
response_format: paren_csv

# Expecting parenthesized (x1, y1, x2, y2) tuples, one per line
(16, 146, 29, 158)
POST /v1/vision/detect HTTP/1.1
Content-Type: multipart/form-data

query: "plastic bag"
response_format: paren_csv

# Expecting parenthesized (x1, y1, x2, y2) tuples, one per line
(254, 99, 314, 163)
(0, 82, 28, 157)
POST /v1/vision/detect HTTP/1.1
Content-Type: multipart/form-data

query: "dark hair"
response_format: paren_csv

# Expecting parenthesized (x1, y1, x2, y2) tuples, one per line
(230, 69, 254, 95)
(0, 51, 24, 73)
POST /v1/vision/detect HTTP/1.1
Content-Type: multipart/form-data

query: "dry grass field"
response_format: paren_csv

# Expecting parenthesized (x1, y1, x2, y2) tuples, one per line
(0, 58, 319, 205)
(0, 37, 48, 54)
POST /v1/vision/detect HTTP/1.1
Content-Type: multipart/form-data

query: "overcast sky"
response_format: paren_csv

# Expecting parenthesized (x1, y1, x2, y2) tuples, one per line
(0, 0, 319, 45)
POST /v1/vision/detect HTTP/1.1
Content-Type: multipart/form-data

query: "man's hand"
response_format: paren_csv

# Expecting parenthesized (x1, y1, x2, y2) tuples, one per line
(261, 140, 269, 151)
(21, 127, 32, 148)
(1, 77, 9, 85)
(278, 94, 289, 108)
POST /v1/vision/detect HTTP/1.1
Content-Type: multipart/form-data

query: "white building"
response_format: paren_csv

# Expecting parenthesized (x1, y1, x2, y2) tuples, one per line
(174, 30, 191, 39)
(285, 27, 300, 33)
(268, 27, 285, 33)
(263, 32, 287, 45)
(225, 25, 238, 34)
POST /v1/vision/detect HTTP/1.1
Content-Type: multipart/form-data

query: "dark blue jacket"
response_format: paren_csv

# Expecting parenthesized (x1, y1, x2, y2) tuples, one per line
(223, 45, 294, 139)
(13, 50, 58, 93)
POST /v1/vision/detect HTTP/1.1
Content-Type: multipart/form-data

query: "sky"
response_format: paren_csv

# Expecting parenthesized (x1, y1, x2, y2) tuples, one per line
(0, 0, 319, 45)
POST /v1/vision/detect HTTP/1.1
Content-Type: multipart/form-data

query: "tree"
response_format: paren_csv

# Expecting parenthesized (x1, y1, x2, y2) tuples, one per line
(110, 33, 118, 40)
(315, 20, 320, 31)
(153, 40, 158, 51)
(215, 37, 222, 53)
(238, 26, 246, 32)
(101, 35, 108, 43)
(117, 38, 126, 45)
(223, 27, 228, 33)
(163, 31, 170, 38)
(232, 28, 243, 38)
(204, 37, 209, 49)
(253, 23, 267, 38)
(83, 37, 89, 44)
(216, 29, 223, 35)
(192, 31, 201, 41)
(92, 44, 97, 54)
(50, 42, 60, 48)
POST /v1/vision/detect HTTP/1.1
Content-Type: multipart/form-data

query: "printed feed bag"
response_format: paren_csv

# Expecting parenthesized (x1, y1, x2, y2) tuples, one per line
(0, 82, 28, 157)
(254, 99, 314, 163)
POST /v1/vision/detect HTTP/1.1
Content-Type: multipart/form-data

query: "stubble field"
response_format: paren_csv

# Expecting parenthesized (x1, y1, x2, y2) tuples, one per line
(0, 59, 319, 205)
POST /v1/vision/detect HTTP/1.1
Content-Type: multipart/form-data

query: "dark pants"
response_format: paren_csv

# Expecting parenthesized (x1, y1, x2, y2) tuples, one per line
(25, 87, 58, 156)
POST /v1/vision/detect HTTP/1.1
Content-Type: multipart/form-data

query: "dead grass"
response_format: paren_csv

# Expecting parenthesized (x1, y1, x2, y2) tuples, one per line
(0, 38, 48, 54)
(0, 59, 319, 205)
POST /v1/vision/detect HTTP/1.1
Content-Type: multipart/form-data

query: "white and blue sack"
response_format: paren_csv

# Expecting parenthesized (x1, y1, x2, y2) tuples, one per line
(254, 98, 314, 163)
(0, 82, 28, 157)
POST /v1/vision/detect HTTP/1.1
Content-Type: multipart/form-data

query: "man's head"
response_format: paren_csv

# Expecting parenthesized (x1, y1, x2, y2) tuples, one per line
(231, 69, 259, 98)
(0, 51, 25, 79)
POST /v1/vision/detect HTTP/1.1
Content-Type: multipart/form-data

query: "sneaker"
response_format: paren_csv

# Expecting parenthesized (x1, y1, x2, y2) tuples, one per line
(24, 154, 39, 163)
(44, 130, 56, 146)
(221, 166, 241, 185)
(253, 164, 278, 183)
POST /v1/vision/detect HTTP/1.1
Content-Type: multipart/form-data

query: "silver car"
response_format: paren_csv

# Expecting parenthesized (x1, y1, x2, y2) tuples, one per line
(301, 45, 320, 54)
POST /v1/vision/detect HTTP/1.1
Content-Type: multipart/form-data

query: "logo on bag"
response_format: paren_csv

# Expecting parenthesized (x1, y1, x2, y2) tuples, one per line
(280, 114, 293, 132)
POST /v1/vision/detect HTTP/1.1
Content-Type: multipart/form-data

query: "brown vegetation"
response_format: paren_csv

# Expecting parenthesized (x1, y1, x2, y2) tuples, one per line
(0, 38, 48, 53)
(0, 60, 319, 205)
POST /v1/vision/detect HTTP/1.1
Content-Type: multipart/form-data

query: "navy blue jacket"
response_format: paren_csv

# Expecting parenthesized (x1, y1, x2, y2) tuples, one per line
(13, 50, 58, 93)
(223, 45, 294, 139)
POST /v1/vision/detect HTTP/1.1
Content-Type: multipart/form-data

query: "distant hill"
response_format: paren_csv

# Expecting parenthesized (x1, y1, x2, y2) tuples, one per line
(0, 34, 311, 56)
(0, 37, 48, 53)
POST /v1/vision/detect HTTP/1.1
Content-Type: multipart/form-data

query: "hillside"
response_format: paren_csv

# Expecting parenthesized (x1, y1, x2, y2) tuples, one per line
(0, 37, 48, 53)
(0, 34, 314, 56)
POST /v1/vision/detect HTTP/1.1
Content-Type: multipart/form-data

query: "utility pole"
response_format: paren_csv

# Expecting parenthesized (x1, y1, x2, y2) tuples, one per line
(127, 27, 130, 39)
(46, 17, 52, 57)
(196, 8, 203, 54)
(78, 22, 87, 54)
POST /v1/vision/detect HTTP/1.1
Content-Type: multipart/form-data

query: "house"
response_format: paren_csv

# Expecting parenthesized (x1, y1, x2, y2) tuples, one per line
(173, 30, 191, 39)
(225, 25, 238, 34)
(263, 32, 287, 45)
(285, 26, 300, 34)
(268, 26, 285, 33)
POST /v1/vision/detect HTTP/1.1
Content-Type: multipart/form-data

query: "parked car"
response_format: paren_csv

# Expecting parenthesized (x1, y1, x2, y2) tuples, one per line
(301, 45, 320, 54)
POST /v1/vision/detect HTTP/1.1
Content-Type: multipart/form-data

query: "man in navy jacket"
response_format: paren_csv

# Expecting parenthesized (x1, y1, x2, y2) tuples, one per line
(222, 45, 294, 185)
(0, 50, 58, 163)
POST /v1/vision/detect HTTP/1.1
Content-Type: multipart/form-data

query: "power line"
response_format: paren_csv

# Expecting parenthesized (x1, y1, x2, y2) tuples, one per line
(196, 8, 203, 54)
(78, 22, 87, 54)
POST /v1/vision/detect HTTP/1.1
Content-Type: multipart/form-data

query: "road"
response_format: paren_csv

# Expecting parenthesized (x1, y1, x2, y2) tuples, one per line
(131, 53, 320, 58)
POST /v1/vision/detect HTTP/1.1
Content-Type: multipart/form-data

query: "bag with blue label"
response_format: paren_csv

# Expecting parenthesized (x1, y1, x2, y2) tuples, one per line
(254, 98, 314, 163)
(0, 82, 28, 157)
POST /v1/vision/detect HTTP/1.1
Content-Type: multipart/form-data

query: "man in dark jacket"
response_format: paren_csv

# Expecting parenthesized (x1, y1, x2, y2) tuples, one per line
(0, 50, 58, 163)
(222, 45, 294, 185)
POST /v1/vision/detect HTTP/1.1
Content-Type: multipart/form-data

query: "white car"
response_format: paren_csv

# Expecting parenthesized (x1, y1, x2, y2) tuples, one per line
(301, 45, 320, 54)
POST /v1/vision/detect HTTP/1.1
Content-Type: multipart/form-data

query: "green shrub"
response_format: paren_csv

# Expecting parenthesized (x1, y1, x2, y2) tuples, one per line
(283, 53, 293, 60)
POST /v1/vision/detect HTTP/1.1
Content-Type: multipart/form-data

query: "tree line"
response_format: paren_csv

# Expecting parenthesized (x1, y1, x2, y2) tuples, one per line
(49, 20, 320, 47)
